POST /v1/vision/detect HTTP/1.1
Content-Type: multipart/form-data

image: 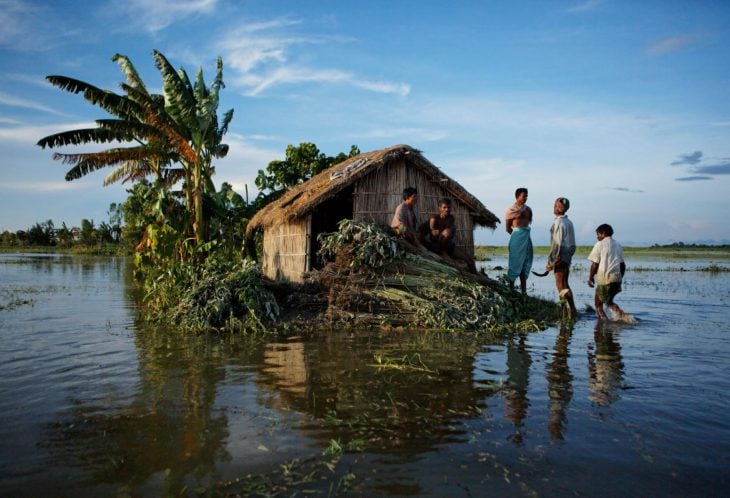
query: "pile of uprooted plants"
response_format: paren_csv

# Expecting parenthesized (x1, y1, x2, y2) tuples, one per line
(269, 219, 561, 332)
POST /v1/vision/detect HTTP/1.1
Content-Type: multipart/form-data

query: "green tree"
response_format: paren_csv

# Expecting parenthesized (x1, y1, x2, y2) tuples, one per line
(80, 219, 97, 246)
(27, 220, 55, 246)
(37, 50, 233, 251)
(1, 230, 18, 246)
(107, 202, 123, 243)
(56, 222, 73, 248)
(254, 143, 359, 209)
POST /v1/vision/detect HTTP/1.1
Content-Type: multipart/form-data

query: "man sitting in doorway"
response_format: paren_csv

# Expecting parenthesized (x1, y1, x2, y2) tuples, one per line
(391, 187, 423, 248)
(422, 197, 477, 273)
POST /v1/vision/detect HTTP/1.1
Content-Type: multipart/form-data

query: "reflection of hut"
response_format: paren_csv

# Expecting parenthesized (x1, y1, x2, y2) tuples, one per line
(263, 342, 308, 394)
(246, 144, 500, 282)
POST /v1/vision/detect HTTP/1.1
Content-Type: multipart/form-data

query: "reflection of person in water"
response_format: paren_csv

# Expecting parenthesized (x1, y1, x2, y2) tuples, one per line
(546, 323, 574, 440)
(587, 320, 625, 406)
(503, 331, 532, 444)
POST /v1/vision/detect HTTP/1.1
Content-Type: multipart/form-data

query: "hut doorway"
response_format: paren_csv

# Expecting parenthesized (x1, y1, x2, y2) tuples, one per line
(308, 186, 354, 270)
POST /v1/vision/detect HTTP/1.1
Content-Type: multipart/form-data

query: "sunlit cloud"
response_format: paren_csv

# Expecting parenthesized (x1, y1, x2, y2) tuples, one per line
(646, 34, 699, 56)
(0, 91, 69, 116)
(0, 121, 94, 144)
(220, 18, 409, 97)
(120, 0, 217, 33)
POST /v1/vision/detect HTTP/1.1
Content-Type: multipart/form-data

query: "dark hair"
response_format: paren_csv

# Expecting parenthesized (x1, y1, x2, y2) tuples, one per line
(402, 187, 417, 200)
(437, 197, 452, 206)
(596, 223, 614, 236)
(515, 187, 528, 198)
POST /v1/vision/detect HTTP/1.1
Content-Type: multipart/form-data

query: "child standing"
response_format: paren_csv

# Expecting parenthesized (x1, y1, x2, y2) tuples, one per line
(587, 224, 633, 321)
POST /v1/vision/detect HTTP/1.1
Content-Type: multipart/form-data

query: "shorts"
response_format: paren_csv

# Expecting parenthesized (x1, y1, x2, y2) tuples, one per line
(596, 282, 622, 304)
(553, 260, 570, 272)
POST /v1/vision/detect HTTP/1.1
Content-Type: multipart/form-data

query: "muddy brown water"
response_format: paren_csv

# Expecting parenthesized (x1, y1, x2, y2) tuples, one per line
(1, 253, 728, 496)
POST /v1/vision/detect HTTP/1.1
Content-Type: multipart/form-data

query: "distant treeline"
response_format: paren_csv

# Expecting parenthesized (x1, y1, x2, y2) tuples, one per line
(650, 242, 730, 249)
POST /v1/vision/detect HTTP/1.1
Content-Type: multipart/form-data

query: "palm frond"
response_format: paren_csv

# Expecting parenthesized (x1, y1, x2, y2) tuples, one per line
(45, 76, 100, 94)
(37, 128, 124, 149)
(152, 50, 197, 126)
(53, 146, 159, 180)
(112, 53, 149, 94)
(218, 109, 234, 140)
(95, 119, 163, 141)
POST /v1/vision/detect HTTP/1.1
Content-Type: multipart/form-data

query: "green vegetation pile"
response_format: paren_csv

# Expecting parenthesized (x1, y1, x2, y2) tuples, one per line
(301, 220, 560, 331)
(140, 220, 560, 334)
(143, 257, 279, 333)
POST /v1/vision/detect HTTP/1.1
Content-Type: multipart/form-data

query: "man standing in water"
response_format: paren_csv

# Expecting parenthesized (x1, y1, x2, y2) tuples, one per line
(546, 197, 577, 318)
(505, 187, 533, 295)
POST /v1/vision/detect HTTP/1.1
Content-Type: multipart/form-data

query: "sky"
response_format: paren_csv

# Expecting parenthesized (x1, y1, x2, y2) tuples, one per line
(1, 0, 729, 246)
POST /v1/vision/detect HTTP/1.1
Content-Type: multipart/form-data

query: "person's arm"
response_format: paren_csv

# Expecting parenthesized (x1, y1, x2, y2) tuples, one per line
(588, 262, 599, 287)
(547, 222, 563, 268)
(620, 261, 626, 278)
(429, 215, 439, 238)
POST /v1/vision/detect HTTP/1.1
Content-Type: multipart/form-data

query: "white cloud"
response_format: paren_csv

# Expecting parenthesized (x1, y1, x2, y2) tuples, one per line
(219, 18, 409, 97)
(0, 90, 69, 116)
(646, 34, 698, 56)
(211, 132, 282, 198)
(0, 121, 94, 144)
(566, 0, 605, 13)
(357, 126, 447, 143)
(0, 180, 81, 192)
(120, 0, 218, 33)
(0, 0, 34, 47)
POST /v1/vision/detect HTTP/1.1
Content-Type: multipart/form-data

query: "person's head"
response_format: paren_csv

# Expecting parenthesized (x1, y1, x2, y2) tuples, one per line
(595, 223, 614, 240)
(437, 197, 452, 216)
(554, 197, 570, 215)
(402, 187, 418, 205)
(515, 187, 528, 204)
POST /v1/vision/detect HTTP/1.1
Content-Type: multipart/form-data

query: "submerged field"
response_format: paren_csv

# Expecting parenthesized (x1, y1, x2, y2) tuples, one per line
(1, 252, 729, 496)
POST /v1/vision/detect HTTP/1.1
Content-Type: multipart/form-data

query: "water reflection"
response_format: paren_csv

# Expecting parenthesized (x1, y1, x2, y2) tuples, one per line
(587, 321, 625, 406)
(44, 326, 237, 497)
(255, 334, 495, 457)
(547, 323, 574, 440)
(503, 331, 531, 444)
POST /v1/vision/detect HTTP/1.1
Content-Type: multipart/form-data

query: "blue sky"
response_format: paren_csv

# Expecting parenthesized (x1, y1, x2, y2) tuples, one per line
(1, 0, 729, 246)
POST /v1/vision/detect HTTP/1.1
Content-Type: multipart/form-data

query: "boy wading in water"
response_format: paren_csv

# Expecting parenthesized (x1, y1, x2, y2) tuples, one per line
(587, 224, 634, 322)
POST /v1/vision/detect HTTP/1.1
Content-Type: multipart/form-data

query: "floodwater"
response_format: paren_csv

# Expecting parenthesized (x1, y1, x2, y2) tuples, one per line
(1, 252, 729, 497)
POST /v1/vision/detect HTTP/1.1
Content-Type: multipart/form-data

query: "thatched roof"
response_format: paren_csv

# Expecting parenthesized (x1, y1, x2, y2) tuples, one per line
(246, 144, 500, 233)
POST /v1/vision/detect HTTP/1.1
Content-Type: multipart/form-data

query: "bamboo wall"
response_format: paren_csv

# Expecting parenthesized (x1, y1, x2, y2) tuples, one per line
(352, 160, 476, 254)
(261, 216, 311, 282)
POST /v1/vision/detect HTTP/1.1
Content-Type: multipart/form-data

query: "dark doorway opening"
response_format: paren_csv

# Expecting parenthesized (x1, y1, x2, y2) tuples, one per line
(309, 186, 354, 270)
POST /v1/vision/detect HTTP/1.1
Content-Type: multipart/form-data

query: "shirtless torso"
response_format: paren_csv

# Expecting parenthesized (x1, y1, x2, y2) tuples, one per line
(505, 195, 532, 234)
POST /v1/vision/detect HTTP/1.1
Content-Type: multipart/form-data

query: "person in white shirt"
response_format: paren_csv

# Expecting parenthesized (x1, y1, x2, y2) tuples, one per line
(546, 197, 577, 318)
(587, 223, 632, 321)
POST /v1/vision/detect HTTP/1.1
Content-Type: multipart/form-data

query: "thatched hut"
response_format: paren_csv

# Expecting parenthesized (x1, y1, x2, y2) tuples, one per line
(246, 144, 500, 282)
